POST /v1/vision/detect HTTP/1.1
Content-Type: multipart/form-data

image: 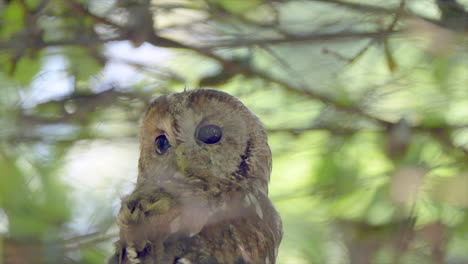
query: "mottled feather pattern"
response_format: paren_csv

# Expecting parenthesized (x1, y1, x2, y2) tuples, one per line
(108, 89, 282, 264)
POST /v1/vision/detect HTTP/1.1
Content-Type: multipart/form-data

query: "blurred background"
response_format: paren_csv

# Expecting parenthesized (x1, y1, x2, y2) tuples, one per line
(0, 0, 467, 263)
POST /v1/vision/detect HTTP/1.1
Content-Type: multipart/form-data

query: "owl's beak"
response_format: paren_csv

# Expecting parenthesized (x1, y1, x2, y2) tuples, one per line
(174, 143, 191, 171)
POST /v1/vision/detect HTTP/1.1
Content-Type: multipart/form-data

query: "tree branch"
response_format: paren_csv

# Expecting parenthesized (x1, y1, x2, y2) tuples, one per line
(201, 30, 398, 48)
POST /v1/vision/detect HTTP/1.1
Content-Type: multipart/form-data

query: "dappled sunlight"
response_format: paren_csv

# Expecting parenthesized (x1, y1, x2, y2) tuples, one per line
(61, 139, 138, 234)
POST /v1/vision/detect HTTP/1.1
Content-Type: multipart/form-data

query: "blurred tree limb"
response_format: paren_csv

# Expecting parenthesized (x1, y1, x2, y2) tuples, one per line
(2, 0, 468, 157)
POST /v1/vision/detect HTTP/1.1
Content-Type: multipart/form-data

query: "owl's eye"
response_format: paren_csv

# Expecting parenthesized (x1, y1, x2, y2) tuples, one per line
(196, 124, 222, 144)
(155, 135, 171, 155)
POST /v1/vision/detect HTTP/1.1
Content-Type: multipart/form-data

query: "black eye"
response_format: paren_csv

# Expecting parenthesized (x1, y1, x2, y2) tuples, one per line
(155, 135, 171, 155)
(196, 124, 222, 144)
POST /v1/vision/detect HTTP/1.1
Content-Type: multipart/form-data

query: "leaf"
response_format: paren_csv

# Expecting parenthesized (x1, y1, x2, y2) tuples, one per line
(0, 153, 25, 208)
(6, 54, 42, 85)
(432, 56, 454, 91)
(62, 47, 102, 83)
(24, 0, 40, 10)
(0, 1, 25, 39)
(217, 0, 261, 14)
(81, 249, 107, 264)
(35, 103, 63, 119)
(313, 143, 359, 199)
(420, 114, 446, 128)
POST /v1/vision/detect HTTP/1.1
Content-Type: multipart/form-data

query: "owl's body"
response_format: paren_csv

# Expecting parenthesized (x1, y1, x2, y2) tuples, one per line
(108, 89, 282, 264)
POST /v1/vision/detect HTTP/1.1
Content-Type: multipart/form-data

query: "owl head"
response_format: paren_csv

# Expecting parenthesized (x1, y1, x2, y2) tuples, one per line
(137, 89, 272, 196)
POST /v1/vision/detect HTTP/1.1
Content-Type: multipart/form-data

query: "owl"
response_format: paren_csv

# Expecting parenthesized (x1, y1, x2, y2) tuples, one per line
(107, 89, 282, 264)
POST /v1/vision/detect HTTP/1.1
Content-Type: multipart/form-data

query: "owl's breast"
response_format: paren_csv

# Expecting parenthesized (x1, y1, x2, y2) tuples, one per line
(163, 214, 280, 264)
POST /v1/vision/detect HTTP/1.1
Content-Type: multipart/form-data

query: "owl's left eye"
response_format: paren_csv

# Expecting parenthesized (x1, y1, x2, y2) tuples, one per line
(196, 124, 222, 144)
(155, 135, 171, 155)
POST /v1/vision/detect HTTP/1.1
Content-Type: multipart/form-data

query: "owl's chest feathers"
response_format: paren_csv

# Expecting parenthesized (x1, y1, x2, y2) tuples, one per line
(118, 174, 279, 263)
(117, 180, 274, 243)
(161, 178, 265, 225)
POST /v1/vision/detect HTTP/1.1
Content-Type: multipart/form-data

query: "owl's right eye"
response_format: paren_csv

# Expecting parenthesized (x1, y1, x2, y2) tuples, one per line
(155, 135, 171, 155)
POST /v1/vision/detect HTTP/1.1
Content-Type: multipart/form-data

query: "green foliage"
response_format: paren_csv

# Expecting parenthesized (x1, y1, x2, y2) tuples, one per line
(217, 0, 262, 14)
(81, 249, 107, 264)
(0, 53, 42, 85)
(0, 0, 467, 263)
(63, 47, 102, 84)
(11, 55, 42, 85)
(0, 1, 24, 39)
